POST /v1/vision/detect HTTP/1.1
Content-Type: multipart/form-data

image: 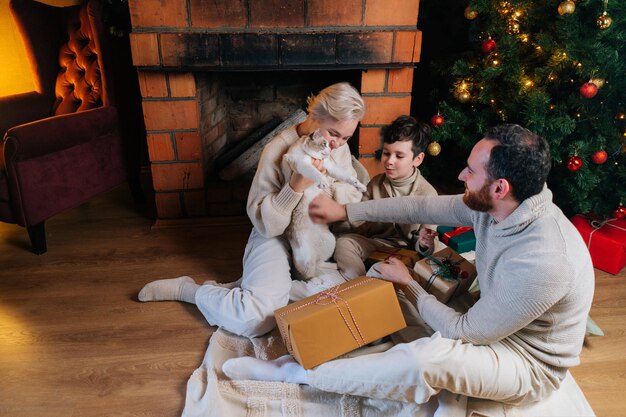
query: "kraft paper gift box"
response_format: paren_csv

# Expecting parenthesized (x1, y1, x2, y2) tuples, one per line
(413, 247, 477, 304)
(436, 226, 476, 253)
(366, 247, 421, 269)
(274, 276, 406, 369)
(570, 215, 626, 275)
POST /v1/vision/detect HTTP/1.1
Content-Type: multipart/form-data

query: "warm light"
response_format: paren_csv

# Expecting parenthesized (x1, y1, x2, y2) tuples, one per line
(549, 104, 556, 110)
(519, 34, 530, 43)
(548, 74, 557, 81)
(0, 0, 36, 96)
(618, 113, 625, 120)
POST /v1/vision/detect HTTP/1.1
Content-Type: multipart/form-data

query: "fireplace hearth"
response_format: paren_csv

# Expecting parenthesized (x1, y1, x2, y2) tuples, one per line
(128, 0, 422, 219)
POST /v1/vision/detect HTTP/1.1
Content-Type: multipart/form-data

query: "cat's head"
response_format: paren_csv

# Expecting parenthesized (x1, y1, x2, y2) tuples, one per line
(306, 129, 331, 159)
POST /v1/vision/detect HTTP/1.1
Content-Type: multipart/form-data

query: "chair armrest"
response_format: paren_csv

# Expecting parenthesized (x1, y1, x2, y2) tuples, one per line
(3, 106, 120, 162)
(0, 91, 52, 136)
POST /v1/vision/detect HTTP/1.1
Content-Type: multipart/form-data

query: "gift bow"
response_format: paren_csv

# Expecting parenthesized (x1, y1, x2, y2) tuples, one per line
(441, 227, 473, 245)
(277, 279, 370, 353)
(583, 216, 626, 250)
(422, 253, 467, 287)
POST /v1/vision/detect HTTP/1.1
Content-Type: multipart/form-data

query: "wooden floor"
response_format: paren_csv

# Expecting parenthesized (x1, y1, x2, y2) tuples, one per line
(0, 185, 624, 417)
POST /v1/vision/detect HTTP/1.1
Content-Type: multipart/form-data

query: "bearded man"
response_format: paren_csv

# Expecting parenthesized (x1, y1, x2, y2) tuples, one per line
(223, 124, 595, 408)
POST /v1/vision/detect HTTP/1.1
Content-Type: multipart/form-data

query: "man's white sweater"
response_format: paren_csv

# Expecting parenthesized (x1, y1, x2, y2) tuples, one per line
(346, 187, 594, 379)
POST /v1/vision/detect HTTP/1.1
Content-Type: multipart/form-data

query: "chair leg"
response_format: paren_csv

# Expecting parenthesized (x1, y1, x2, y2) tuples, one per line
(27, 222, 47, 255)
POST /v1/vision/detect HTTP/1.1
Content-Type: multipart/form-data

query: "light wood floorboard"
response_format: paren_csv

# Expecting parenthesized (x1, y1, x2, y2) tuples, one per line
(0, 185, 623, 416)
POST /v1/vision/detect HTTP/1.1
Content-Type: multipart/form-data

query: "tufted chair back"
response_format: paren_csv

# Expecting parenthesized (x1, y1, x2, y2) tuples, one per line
(54, 5, 106, 115)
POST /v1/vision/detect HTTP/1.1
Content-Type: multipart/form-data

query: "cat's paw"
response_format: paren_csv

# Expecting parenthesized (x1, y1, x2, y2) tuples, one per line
(351, 179, 367, 193)
(318, 178, 331, 189)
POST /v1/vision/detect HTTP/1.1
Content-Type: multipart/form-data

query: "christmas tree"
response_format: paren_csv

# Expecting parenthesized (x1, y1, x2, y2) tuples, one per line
(419, 0, 626, 219)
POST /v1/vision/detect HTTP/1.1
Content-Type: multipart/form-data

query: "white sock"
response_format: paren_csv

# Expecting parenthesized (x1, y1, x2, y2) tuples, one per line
(222, 354, 309, 385)
(138, 276, 199, 303)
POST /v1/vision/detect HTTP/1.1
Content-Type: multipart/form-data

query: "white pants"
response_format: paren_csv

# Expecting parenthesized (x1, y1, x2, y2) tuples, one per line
(307, 332, 561, 406)
(195, 228, 345, 338)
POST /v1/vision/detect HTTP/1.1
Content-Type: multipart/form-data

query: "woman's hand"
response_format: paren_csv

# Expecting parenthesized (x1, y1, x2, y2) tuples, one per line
(377, 257, 414, 290)
(289, 159, 326, 193)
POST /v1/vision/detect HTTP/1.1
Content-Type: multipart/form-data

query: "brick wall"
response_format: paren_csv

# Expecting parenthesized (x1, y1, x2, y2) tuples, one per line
(129, 0, 422, 219)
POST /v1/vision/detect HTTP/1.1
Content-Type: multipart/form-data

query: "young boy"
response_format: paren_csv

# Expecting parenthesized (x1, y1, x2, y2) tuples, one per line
(335, 115, 439, 280)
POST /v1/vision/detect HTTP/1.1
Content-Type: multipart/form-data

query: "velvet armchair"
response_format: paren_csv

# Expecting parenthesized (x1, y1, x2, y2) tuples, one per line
(0, 0, 127, 254)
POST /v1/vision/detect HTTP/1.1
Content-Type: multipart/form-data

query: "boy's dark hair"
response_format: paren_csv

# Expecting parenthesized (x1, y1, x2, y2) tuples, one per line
(484, 124, 552, 203)
(382, 115, 431, 157)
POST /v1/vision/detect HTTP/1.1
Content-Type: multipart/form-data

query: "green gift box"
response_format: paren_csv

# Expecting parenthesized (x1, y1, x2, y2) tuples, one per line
(436, 226, 476, 253)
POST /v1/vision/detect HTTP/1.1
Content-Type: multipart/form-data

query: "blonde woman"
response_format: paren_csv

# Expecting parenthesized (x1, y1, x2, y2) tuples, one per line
(138, 82, 366, 337)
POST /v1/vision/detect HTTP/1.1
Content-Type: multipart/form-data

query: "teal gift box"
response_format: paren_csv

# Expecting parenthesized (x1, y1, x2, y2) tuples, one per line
(436, 226, 476, 253)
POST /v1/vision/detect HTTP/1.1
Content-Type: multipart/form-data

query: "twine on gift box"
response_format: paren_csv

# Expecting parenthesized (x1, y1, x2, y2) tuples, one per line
(276, 278, 372, 354)
(314, 286, 367, 348)
(587, 217, 626, 249)
(422, 253, 467, 298)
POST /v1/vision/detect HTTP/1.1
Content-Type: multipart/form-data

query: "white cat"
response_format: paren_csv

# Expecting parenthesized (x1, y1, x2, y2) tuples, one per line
(283, 129, 367, 279)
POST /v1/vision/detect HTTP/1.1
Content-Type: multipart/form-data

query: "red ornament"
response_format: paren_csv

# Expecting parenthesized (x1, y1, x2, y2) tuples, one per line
(580, 82, 598, 99)
(567, 155, 583, 171)
(614, 206, 626, 220)
(481, 38, 497, 54)
(591, 150, 608, 164)
(430, 114, 444, 127)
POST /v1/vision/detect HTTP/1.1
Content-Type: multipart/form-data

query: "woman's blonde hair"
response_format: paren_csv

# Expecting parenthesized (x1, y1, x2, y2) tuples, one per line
(306, 82, 365, 122)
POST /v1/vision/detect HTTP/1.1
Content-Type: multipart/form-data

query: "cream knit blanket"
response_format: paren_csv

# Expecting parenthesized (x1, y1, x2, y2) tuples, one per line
(181, 328, 595, 417)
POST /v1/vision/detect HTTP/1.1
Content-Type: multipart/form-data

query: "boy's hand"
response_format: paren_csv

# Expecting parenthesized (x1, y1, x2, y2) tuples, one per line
(309, 194, 347, 224)
(418, 228, 437, 251)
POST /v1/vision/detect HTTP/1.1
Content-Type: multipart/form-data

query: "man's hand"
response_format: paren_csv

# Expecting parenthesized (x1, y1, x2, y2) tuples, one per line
(377, 257, 414, 291)
(309, 193, 347, 224)
(289, 159, 326, 193)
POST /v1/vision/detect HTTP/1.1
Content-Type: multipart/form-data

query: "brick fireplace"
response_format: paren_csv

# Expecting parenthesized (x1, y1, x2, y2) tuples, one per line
(128, 0, 422, 219)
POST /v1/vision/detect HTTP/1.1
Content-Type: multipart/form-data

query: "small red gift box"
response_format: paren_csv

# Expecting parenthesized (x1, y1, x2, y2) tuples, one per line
(570, 215, 626, 275)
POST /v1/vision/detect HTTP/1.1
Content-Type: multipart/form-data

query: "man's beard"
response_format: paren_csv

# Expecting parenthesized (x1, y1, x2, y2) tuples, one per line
(463, 180, 494, 212)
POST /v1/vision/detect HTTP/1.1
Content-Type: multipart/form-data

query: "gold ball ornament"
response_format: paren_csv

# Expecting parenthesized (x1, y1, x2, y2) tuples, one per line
(427, 141, 442, 156)
(455, 90, 471, 103)
(464, 5, 478, 20)
(596, 12, 612, 29)
(557, 0, 576, 15)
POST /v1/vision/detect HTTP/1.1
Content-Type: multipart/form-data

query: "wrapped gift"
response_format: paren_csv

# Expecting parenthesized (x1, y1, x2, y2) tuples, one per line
(274, 277, 406, 369)
(570, 215, 626, 275)
(436, 226, 476, 253)
(366, 247, 421, 269)
(413, 247, 477, 304)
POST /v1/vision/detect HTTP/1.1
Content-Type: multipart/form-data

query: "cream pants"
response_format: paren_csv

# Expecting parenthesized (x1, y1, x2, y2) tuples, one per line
(195, 228, 345, 338)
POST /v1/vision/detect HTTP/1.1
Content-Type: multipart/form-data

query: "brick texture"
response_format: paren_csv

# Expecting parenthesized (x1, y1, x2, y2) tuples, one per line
(364, 0, 419, 26)
(358, 127, 382, 155)
(358, 156, 384, 178)
(387, 67, 414, 93)
(394, 30, 422, 63)
(151, 162, 204, 191)
(361, 69, 386, 93)
(128, 0, 187, 28)
(175, 132, 202, 161)
(129, 33, 160, 66)
(169, 73, 196, 97)
(147, 133, 175, 161)
(142, 100, 198, 131)
(190, 0, 247, 28)
(137, 71, 168, 97)
(250, 0, 304, 28)
(161, 33, 220, 68)
(307, 0, 362, 26)
(361, 96, 412, 125)
(337, 32, 393, 64)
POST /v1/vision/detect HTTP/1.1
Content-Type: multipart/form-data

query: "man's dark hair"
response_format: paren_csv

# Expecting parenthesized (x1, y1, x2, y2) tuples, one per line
(484, 124, 551, 202)
(383, 115, 431, 157)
